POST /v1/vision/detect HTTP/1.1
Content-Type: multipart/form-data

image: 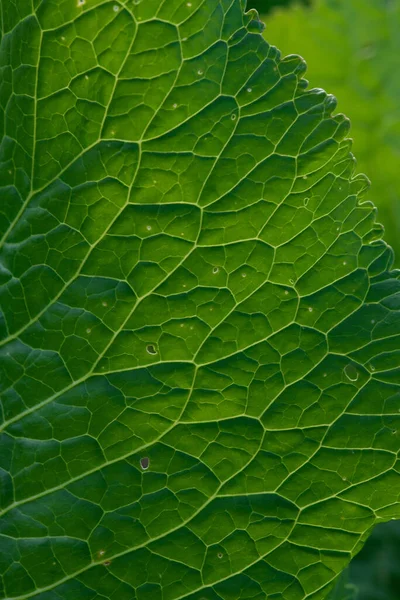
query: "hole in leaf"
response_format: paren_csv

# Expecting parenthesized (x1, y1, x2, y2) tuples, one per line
(140, 457, 150, 470)
(344, 364, 359, 382)
(146, 344, 157, 355)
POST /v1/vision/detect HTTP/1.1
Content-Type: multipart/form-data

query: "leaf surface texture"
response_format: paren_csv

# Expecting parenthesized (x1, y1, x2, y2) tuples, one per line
(0, 1, 399, 599)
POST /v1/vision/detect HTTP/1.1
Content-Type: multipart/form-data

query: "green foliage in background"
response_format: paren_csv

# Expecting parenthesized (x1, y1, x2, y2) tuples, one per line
(247, 0, 309, 15)
(328, 570, 358, 600)
(1, 1, 400, 599)
(347, 519, 400, 600)
(262, 0, 400, 265)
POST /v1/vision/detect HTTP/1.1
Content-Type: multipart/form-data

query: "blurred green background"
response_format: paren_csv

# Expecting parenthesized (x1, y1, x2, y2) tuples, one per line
(247, 1, 400, 598)
(248, 0, 400, 268)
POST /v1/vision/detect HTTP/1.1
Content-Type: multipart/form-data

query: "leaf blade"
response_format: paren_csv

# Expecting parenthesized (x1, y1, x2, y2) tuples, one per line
(0, 1, 399, 599)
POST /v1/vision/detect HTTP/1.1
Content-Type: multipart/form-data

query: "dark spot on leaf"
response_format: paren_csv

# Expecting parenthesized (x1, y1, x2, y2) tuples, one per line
(217, 552, 223, 559)
(146, 344, 157, 355)
(140, 457, 150, 470)
(104, 561, 111, 567)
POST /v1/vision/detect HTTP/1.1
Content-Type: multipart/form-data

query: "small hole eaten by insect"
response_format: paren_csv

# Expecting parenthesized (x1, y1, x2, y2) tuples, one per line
(140, 457, 150, 470)
(344, 364, 359, 382)
(146, 344, 157, 355)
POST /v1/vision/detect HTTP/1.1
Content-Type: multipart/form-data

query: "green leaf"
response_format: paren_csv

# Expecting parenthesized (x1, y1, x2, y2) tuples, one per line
(262, 0, 400, 266)
(0, 1, 399, 599)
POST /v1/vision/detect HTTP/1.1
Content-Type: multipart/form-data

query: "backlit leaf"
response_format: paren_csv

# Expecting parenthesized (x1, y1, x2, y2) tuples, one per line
(0, 1, 399, 599)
